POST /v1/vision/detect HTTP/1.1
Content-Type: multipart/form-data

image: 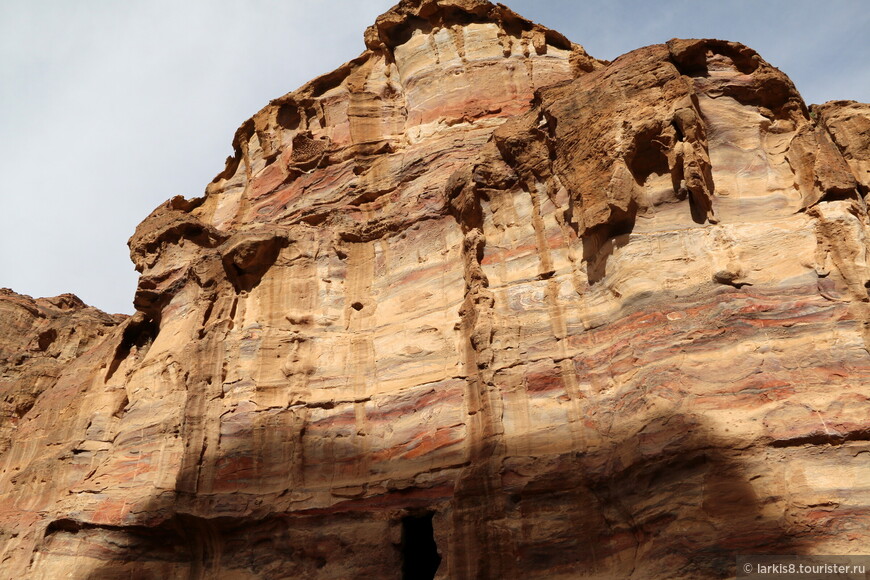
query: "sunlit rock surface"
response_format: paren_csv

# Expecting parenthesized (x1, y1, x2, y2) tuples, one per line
(2, 1, 870, 578)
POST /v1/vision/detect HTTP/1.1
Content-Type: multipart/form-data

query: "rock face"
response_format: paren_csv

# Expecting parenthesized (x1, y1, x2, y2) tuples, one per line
(2, 1, 870, 578)
(0, 290, 123, 457)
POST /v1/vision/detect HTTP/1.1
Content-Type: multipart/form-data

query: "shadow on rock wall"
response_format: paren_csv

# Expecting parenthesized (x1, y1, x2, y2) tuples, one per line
(53, 410, 811, 579)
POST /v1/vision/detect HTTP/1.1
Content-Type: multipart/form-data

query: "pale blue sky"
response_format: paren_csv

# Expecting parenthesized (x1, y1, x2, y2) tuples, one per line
(1, 1, 867, 314)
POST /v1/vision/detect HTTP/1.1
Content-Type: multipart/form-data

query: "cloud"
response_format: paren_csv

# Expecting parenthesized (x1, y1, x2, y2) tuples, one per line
(0, 0, 866, 314)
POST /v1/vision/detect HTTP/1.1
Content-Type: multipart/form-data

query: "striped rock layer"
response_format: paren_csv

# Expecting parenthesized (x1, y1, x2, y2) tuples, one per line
(2, 1, 870, 578)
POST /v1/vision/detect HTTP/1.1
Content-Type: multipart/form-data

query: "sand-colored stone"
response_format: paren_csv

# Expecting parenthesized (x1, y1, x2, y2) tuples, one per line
(0, 290, 123, 457)
(2, 1, 870, 578)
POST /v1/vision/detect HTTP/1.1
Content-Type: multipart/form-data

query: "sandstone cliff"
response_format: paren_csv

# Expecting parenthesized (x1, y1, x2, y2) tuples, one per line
(2, 1, 870, 578)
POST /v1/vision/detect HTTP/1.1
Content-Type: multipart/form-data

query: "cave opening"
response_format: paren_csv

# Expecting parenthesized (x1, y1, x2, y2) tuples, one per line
(401, 512, 441, 580)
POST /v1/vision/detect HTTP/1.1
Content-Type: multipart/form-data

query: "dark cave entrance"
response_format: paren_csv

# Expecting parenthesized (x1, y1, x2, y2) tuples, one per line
(401, 512, 441, 580)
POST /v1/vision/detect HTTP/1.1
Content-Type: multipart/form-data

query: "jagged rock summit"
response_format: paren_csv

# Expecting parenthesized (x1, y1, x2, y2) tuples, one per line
(2, 1, 870, 578)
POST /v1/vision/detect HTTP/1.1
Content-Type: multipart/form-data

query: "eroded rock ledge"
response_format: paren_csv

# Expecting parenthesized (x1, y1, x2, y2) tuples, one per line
(2, 1, 870, 578)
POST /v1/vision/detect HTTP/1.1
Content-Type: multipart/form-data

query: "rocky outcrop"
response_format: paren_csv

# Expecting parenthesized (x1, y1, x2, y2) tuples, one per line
(812, 100, 870, 196)
(1, 1, 870, 578)
(0, 290, 123, 457)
